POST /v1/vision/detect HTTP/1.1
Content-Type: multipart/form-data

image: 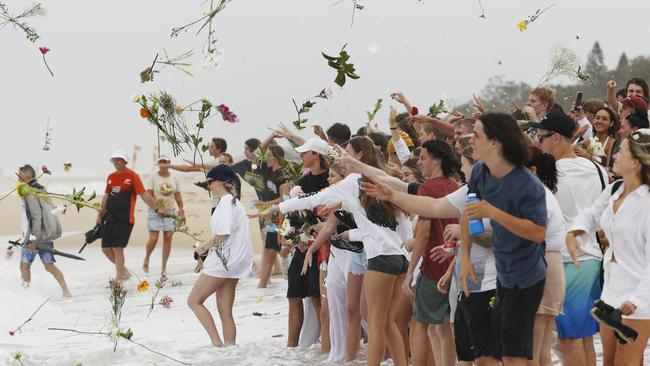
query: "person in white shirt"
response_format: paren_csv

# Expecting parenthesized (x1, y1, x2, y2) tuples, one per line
(267, 136, 412, 366)
(525, 147, 567, 366)
(567, 129, 650, 366)
(187, 164, 253, 347)
(532, 111, 605, 366)
(143, 155, 184, 276)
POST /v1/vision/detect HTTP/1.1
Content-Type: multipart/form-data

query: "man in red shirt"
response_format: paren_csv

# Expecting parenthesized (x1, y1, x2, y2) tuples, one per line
(97, 150, 161, 281)
(406, 140, 460, 366)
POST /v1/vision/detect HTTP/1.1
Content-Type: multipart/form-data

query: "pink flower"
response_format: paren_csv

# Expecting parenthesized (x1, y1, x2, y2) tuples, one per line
(41, 165, 51, 175)
(160, 295, 173, 309)
(5, 248, 13, 260)
(39, 47, 50, 55)
(216, 104, 239, 123)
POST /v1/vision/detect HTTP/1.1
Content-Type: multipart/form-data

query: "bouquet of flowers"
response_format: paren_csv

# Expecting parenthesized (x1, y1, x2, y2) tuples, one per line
(586, 137, 606, 164)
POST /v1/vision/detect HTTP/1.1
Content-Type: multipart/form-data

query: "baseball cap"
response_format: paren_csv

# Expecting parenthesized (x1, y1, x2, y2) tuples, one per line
(157, 154, 171, 162)
(206, 164, 237, 183)
(110, 150, 129, 163)
(622, 96, 649, 112)
(294, 138, 330, 156)
(530, 111, 576, 138)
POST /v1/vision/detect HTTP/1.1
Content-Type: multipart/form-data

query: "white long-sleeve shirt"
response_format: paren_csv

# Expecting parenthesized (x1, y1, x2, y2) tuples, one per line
(570, 182, 650, 312)
(392, 135, 411, 165)
(278, 173, 411, 260)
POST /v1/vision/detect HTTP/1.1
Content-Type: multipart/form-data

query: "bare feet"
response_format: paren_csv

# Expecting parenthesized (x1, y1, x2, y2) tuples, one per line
(142, 258, 150, 273)
(116, 269, 133, 283)
(63, 290, 72, 298)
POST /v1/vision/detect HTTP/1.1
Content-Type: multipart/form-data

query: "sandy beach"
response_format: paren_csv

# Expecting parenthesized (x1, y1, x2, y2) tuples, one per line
(2, 175, 650, 365)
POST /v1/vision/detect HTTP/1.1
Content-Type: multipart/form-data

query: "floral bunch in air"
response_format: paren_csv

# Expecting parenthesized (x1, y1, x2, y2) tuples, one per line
(290, 89, 331, 131)
(517, 3, 556, 32)
(139, 50, 194, 83)
(427, 95, 454, 119)
(322, 43, 360, 87)
(0, 2, 45, 42)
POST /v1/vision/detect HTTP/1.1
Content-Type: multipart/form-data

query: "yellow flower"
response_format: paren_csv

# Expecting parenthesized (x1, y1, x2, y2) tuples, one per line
(518, 20, 528, 32)
(16, 182, 31, 198)
(63, 163, 72, 172)
(137, 280, 149, 292)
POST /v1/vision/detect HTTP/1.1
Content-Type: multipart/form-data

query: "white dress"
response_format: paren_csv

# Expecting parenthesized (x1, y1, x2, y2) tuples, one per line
(202, 194, 254, 279)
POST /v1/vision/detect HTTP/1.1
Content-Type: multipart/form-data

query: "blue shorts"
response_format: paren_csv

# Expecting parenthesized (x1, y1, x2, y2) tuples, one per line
(147, 208, 176, 232)
(21, 242, 56, 264)
(555, 259, 601, 339)
(348, 251, 367, 276)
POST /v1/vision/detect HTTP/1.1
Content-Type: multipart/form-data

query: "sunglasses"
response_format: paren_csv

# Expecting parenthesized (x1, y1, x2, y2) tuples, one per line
(537, 132, 557, 143)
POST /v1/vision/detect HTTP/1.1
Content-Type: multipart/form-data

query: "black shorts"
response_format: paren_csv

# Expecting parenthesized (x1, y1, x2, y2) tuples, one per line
(367, 254, 408, 275)
(265, 232, 281, 251)
(492, 279, 545, 359)
(287, 250, 320, 299)
(454, 289, 499, 362)
(101, 214, 134, 248)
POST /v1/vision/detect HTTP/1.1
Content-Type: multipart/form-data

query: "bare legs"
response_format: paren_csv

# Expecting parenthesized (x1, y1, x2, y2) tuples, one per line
(187, 274, 239, 347)
(143, 231, 174, 275)
(102, 247, 130, 281)
(601, 319, 650, 366)
(258, 248, 279, 288)
(20, 262, 71, 297)
(365, 270, 407, 366)
(287, 295, 321, 347)
(528, 314, 555, 366)
(346, 272, 364, 361)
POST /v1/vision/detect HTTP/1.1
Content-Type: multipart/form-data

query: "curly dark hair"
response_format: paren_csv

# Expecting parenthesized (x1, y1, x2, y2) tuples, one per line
(421, 140, 461, 177)
(526, 146, 558, 193)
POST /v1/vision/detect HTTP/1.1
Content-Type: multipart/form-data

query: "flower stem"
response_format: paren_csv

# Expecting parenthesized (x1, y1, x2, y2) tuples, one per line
(42, 54, 54, 77)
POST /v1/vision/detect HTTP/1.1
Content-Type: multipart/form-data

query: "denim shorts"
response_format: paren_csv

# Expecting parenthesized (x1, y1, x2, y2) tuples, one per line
(147, 207, 176, 232)
(348, 251, 368, 276)
(367, 254, 408, 275)
(21, 242, 55, 264)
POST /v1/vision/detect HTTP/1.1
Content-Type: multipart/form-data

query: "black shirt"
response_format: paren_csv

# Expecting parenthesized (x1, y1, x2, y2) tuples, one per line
(288, 170, 329, 229)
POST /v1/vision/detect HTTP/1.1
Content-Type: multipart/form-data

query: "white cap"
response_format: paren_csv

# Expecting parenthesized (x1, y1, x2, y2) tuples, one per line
(157, 154, 171, 162)
(294, 138, 330, 156)
(110, 150, 129, 163)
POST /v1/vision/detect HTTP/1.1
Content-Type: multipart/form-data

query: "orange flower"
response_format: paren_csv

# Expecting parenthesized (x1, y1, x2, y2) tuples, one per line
(175, 105, 183, 115)
(137, 280, 149, 292)
(140, 107, 150, 119)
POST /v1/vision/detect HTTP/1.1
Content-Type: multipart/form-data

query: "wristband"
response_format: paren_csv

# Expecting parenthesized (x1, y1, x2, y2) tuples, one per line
(390, 127, 397, 130)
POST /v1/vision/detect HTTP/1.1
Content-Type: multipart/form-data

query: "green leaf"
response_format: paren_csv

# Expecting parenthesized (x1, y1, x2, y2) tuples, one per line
(334, 71, 346, 87)
(322, 52, 338, 61)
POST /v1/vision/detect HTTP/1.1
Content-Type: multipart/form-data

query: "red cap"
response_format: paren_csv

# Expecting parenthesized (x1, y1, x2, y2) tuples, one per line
(622, 96, 648, 112)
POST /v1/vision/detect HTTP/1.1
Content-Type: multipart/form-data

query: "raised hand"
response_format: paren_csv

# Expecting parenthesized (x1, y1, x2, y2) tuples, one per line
(390, 91, 407, 104)
(472, 94, 487, 113)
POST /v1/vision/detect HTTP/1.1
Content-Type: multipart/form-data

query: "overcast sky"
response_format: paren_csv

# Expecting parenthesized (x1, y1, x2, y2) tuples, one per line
(1, 0, 649, 177)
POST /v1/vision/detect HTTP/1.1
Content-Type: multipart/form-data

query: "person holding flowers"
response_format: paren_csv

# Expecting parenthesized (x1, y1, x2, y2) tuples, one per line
(187, 164, 254, 347)
(142, 154, 184, 277)
(17, 164, 71, 297)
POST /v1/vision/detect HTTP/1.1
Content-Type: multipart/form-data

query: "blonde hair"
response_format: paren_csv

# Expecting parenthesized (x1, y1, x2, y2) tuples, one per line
(223, 182, 238, 205)
(629, 130, 650, 188)
(530, 87, 556, 112)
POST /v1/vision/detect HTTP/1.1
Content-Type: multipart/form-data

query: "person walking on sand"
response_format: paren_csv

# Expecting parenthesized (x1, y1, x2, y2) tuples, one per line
(17, 164, 72, 298)
(187, 164, 254, 347)
(96, 150, 161, 282)
(142, 155, 184, 277)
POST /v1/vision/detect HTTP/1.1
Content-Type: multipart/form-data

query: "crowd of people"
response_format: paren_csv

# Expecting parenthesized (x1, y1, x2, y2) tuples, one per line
(15, 77, 650, 366)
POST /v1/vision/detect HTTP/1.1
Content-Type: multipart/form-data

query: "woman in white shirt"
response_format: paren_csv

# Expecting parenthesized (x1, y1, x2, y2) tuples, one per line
(567, 129, 650, 365)
(187, 164, 254, 347)
(526, 147, 567, 366)
(268, 136, 412, 366)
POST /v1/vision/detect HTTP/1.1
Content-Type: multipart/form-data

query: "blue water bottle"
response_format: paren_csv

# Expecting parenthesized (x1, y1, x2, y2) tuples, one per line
(466, 193, 485, 236)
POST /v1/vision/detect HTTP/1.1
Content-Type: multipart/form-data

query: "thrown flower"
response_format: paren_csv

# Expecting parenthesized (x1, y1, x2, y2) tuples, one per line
(6, 248, 14, 260)
(12, 351, 23, 364)
(517, 20, 528, 32)
(41, 165, 51, 175)
(140, 107, 150, 119)
(160, 295, 173, 309)
(63, 162, 72, 172)
(137, 280, 149, 292)
(216, 104, 239, 123)
(38, 46, 54, 77)
(517, 3, 556, 32)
